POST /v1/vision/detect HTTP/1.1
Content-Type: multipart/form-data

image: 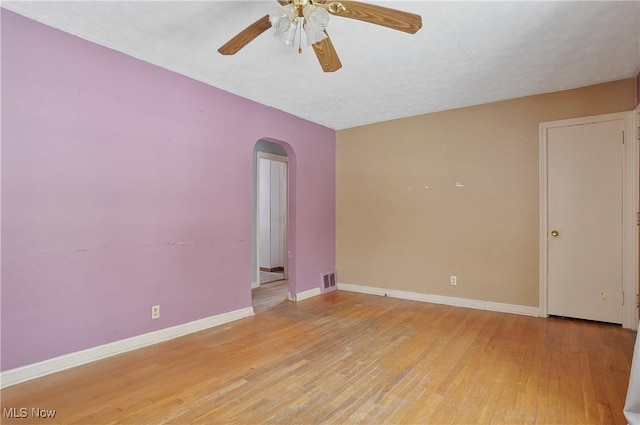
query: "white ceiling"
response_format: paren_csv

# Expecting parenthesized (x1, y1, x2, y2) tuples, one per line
(3, 1, 639, 130)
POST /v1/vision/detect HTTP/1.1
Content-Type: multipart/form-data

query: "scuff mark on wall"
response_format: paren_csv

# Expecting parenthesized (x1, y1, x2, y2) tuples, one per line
(73, 241, 196, 252)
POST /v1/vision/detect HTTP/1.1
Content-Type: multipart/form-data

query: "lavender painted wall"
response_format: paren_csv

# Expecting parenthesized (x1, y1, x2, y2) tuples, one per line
(1, 10, 335, 371)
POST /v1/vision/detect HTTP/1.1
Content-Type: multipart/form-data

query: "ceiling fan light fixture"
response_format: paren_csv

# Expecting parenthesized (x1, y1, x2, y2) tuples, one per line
(302, 4, 329, 45)
(269, 4, 298, 45)
(274, 19, 297, 45)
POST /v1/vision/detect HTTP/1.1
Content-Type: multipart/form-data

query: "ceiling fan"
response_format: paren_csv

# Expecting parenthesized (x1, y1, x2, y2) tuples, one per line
(218, 0, 422, 72)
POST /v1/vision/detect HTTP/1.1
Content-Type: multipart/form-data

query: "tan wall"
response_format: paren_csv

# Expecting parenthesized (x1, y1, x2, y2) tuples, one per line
(336, 78, 636, 307)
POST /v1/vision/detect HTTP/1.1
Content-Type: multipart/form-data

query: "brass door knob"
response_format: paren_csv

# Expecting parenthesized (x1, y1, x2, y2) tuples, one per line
(551, 230, 559, 237)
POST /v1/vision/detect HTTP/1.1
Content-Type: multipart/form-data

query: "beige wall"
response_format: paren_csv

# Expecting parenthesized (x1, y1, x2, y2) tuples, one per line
(336, 78, 636, 307)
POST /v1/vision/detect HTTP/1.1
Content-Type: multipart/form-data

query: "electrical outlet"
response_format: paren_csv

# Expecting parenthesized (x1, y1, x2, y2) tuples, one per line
(151, 305, 160, 319)
(450, 276, 457, 286)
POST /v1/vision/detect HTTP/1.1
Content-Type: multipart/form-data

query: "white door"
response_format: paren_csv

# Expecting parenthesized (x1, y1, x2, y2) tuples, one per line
(256, 153, 288, 285)
(546, 119, 624, 323)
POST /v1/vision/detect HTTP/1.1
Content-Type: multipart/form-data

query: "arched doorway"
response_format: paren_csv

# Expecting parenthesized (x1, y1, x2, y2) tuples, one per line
(251, 139, 296, 312)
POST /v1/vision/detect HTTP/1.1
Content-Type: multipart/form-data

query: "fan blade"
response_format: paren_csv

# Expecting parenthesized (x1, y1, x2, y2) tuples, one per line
(312, 32, 342, 72)
(331, 1, 422, 34)
(277, 0, 292, 4)
(218, 15, 272, 55)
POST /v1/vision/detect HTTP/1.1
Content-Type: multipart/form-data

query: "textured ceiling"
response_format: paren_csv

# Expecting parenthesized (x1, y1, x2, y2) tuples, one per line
(3, 1, 639, 130)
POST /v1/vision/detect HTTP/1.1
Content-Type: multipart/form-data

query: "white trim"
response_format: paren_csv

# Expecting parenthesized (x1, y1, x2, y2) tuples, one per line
(539, 121, 549, 321)
(0, 307, 255, 389)
(539, 111, 638, 330)
(624, 109, 639, 330)
(294, 287, 322, 301)
(257, 152, 288, 163)
(338, 283, 540, 317)
(256, 155, 263, 296)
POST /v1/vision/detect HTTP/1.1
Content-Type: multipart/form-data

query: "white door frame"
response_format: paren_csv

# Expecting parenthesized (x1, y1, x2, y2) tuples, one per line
(539, 111, 638, 330)
(255, 152, 289, 288)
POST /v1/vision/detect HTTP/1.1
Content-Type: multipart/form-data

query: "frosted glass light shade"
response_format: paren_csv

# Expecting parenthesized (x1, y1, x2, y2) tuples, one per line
(269, 4, 298, 46)
(275, 19, 297, 46)
(302, 5, 329, 45)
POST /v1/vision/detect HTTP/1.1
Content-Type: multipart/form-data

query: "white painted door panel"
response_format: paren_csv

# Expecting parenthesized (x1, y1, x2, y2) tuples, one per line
(269, 161, 286, 269)
(547, 119, 623, 323)
(258, 158, 272, 269)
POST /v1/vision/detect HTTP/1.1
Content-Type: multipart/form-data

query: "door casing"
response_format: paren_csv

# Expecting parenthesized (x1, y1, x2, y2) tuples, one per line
(539, 111, 638, 330)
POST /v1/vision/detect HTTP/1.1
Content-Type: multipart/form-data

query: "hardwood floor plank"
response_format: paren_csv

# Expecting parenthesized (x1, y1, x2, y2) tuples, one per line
(1, 292, 636, 425)
(252, 280, 289, 313)
(579, 351, 600, 423)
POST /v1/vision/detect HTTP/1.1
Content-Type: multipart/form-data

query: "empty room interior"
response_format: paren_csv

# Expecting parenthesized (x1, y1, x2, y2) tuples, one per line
(1, 1, 640, 424)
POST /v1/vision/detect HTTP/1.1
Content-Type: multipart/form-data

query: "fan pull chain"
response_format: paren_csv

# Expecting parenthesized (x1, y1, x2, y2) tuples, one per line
(298, 19, 303, 54)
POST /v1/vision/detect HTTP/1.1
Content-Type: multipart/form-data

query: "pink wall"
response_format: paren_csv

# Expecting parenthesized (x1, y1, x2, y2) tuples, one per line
(1, 10, 335, 371)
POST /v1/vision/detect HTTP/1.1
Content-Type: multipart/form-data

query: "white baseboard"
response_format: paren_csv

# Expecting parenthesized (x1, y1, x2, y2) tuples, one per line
(0, 306, 255, 389)
(295, 287, 322, 301)
(338, 282, 540, 317)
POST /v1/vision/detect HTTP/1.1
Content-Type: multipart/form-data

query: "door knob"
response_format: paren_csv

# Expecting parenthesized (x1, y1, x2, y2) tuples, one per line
(551, 230, 559, 237)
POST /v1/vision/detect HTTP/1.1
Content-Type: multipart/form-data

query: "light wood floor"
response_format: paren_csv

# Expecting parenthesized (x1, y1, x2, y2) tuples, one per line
(1, 291, 636, 424)
(252, 280, 289, 313)
(260, 271, 285, 285)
